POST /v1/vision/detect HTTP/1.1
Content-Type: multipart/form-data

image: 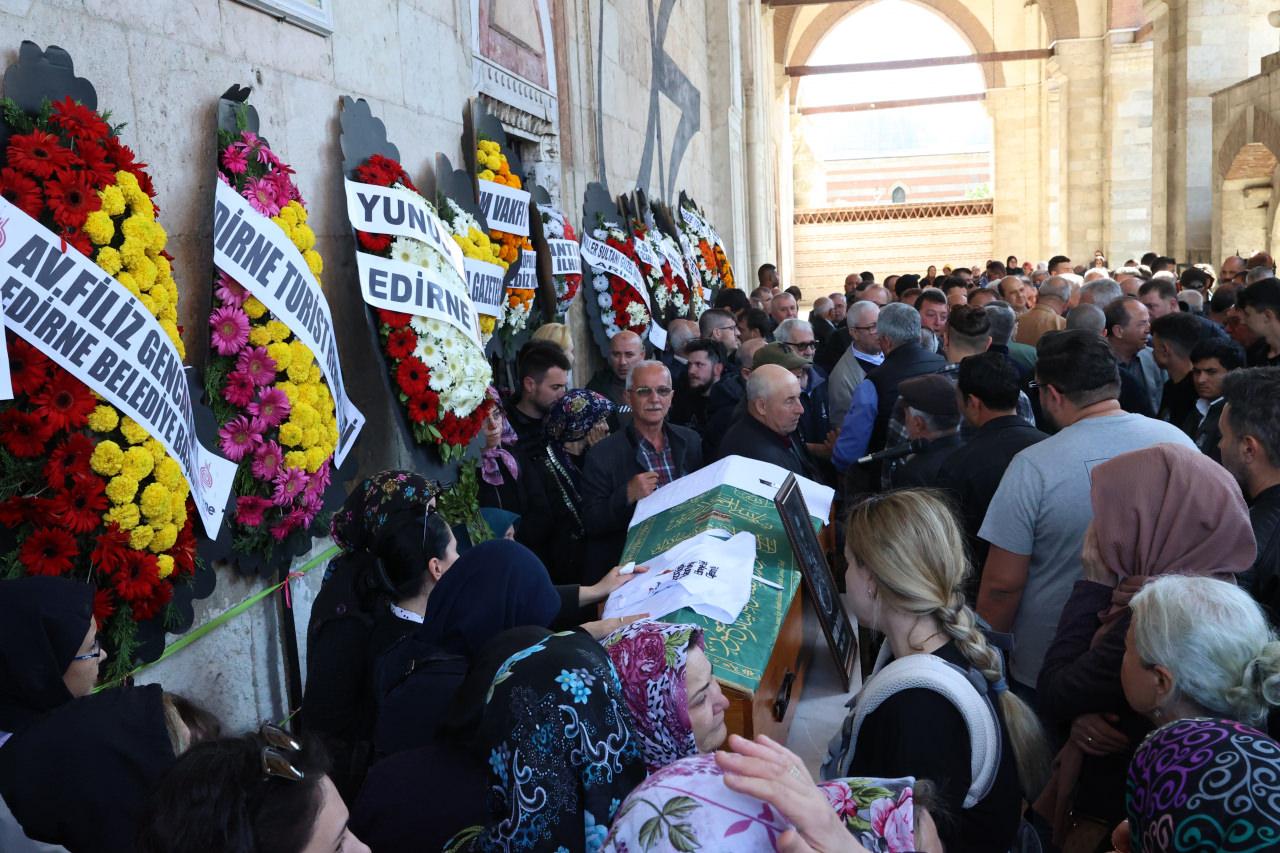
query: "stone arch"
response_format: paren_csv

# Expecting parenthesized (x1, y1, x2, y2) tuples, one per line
(1216, 107, 1280, 258)
(784, 0, 1006, 98)
(1216, 107, 1280, 183)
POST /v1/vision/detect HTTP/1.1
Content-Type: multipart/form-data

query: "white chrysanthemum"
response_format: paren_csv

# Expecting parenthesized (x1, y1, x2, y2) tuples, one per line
(414, 339, 442, 368)
(597, 292, 612, 309)
(410, 315, 433, 335)
(390, 237, 419, 266)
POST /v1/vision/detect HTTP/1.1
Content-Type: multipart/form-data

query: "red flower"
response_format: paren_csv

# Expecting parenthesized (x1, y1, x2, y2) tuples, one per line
(48, 97, 110, 142)
(395, 356, 430, 396)
(0, 496, 30, 527)
(92, 588, 115, 623)
(385, 327, 417, 359)
(46, 433, 96, 486)
(48, 475, 107, 534)
(30, 372, 96, 431)
(171, 516, 197, 576)
(7, 130, 73, 179)
(102, 135, 137, 172)
(132, 581, 172, 622)
(377, 309, 411, 329)
(115, 550, 160, 603)
(407, 395, 438, 424)
(0, 409, 53, 457)
(91, 525, 132, 575)
(7, 335, 53, 396)
(74, 141, 116, 188)
(18, 527, 79, 576)
(0, 167, 42, 217)
(45, 171, 102, 230)
(354, 155, 417, 191)
(58, 226, 94, 258)
(235, 495, 272, 527)
(357, 230, 392, 253)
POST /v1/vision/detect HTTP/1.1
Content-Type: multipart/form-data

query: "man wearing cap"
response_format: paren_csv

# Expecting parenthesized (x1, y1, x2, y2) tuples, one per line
(717, 362, 820, 480)
(888, 374, 965, 489)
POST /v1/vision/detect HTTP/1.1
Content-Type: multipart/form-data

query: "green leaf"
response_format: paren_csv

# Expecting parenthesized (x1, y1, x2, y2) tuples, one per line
(667, 822, 700, 852)
(637, 816, 663, 850)
(662, 796, 698, 819)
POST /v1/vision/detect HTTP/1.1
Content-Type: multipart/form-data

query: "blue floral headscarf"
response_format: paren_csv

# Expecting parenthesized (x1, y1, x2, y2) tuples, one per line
(446, 630, 645, 852)
(330, 470, 441, 552)
(544, 389, 612, 446)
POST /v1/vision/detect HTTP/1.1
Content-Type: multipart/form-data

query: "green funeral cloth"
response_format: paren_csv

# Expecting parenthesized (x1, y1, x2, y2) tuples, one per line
(621, 484, 804, 692)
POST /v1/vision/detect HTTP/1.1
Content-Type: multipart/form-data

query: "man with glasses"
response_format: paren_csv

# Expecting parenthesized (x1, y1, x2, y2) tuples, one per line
(698, 308, 741, 374)
(775, 319, 831, 459)
(581, 360, 704, 582)
(828, 301, 883, 426)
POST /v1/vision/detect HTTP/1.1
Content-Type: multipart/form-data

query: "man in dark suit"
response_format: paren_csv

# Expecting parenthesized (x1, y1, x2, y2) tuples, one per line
(1187, 337, 1246, 461)
(717, 362, 820, 480)
(935, 353, 1047, 594)
(581, 360, 703, 582)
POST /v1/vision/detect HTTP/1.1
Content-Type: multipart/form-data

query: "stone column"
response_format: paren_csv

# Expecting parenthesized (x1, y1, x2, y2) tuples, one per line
(1102, 33, 1154, 264)
(1048, 38, 1109, 261)
(741, 1, 778, 275)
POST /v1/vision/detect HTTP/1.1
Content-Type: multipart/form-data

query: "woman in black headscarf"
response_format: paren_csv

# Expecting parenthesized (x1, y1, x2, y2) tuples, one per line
(302, 470, 452, 798)
(0, 576, 100, 744)
(0, 684, 196, 853)
(445, 630, 647, 852)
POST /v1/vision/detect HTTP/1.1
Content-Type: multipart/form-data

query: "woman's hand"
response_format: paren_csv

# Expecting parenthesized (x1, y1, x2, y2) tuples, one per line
(1080, 523, 1117, 587)
(716, 734, 870, 853)
(580, 613, 649, 640)
(1071, 712, 1129, 756)
(579, 564, 650, 605)
(586, 419, 610, 447)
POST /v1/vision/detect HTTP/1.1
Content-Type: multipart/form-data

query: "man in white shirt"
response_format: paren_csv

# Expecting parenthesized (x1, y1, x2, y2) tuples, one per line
(827, 300, 885, 426)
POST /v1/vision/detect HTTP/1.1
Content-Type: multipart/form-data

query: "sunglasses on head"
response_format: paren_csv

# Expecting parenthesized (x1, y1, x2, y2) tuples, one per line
(259, 723, 305, 782)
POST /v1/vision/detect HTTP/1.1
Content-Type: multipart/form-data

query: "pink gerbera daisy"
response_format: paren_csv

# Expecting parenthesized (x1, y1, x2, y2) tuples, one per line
(272, 466, 308, 507)
(221, 144, 248, 175)
(219, 415, 263, 462)
(223, 371, 256, 408)
(209, 305, 250, 356)
(235, 495, 272, 527)
(251, 440, 283, 481)
(236, 346, 277, 387)
(215, 272, 247, 308)
(249, 387, 290, 428)
(243, 176, 280, 217)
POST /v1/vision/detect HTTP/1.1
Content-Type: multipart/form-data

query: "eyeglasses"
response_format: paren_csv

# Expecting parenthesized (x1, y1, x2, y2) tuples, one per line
(632, 386, 674, 398)
(782, 340, 817, 352)
(851, 324, 878, 332)
(71, 641, 101, 662)
(713, 325, 739, 334)
(259, 723, 305, 782)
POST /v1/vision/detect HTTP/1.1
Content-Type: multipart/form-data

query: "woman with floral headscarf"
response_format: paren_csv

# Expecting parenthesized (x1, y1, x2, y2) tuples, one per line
(519, 389, 614, 584)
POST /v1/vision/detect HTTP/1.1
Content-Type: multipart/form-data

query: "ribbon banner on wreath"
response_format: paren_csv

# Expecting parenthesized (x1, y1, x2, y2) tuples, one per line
(1, 197, 237, 536)
(212, 180, 365, 466)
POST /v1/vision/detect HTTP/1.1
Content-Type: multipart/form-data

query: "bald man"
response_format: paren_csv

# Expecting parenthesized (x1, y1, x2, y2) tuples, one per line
(716, 363, 819, 478)
(998, 276, 1028, 314)
(588, 330, 644, 408)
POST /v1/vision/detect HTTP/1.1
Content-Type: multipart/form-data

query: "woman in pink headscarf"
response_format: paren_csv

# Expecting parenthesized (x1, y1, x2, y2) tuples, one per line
(1032, 442, 1256, 848)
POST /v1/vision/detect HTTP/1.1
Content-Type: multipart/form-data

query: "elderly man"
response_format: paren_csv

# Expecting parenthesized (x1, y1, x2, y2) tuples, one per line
(775, 320, 830, 454)
(662, 318, 700, 385)
(1105, 295, 1163, 414)
(809, 296, 836, 345)
(1014, 275, 1070, 346)
(829, 293, 848, 326)
(1080, 278, 1122, 308)
(588, 330, 645, 408)
(998, 275, 1028, 313)
(581, 360, 703, 581)
(828, 300, 884, 426)
(769, 290, 798, 331)
(1221, 254, 1248, 288)
(832, 302, 945, 471)
(717, 363, 819, 479)
(889, 374, 965, 489)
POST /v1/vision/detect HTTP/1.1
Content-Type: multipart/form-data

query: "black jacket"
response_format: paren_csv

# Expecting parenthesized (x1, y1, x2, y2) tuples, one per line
(816, 326, 852, 374)
(810, 314, 837, 346)
(1248, 484, 1280, 622)
(867, 342, 947, 453)
(935, 416, 1048, 583)
(889, 433, 964, 490)
(581, 422, 704, 582)
(718, 411, 821, 481)
(1189, 398, 1225, 462)
(703, 373, 746, 457)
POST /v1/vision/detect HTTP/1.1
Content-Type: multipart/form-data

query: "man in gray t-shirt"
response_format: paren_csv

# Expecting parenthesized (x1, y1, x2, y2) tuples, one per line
(976, 331, 1195, 693)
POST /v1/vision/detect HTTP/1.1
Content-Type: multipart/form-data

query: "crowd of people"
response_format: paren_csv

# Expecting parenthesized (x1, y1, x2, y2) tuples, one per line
(2, 250, 1280, 853)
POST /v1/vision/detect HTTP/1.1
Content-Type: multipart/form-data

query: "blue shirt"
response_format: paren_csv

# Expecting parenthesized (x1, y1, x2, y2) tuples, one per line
(832, 380, 879, 471)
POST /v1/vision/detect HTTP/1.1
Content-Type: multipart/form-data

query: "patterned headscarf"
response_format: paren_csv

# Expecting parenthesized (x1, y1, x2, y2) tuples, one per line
(330, 470, 442, 552)
(481, 386, 520, 487)
(447, 630, 645, 852)
(1126, 717, 1280, 852)
(601, 620, 705, 772)
(544, 389, 612, 446)
(602, 754, 918, 853)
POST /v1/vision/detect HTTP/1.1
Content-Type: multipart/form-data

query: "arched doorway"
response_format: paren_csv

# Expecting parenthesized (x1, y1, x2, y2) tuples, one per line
(1220, 142, 1279, 258)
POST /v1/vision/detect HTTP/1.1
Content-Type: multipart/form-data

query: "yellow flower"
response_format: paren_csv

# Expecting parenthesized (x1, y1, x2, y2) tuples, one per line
(307, 364, 322, 385)
(267, 342, 292, 372)
(84, 210, 115, 245)
(278, 422, 303, 446)
(154, 457, 183, 490)
(248, 325, 272, 347)
(145, 439, 167, 465)
(292, 402, 318, 428)
(91, 440, 124, 476)
(139, 293, 156, 315)
(155, 555, 175, 579)
(305, 250, 323, 277)
(96, 246, 123, 276)
(302, 427, 320, 448)
(244, 297, 267, 319)
(298, 384, 319, 406)
(285, 450, 307, 469)
(304, 446, 328, 472)
(286, 357, 311, 383)
(87, 405, 119, 433)
(106, 504, 140, 531)
(99, 185, 126, 217)
(292, 224, 316, 252)
(106, 474, 139, 505)
(163, 320, 185, 357)
(122, 446, 154, 480)
(168, 490, 187, 520)
(129, 254, 158, 290)
(150, 522, 178, 553)
(140, 482, 172, 524)
(277, 381, 298, 403)
(264, 320, 289, 343)
(129, 524, 154, 550)
(120, 417, 149, 445)
(478, 168, 495, 182)
(147, 219, 167, 251)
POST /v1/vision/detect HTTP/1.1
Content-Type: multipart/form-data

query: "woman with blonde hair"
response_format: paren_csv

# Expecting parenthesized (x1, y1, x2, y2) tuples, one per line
(823, 489, 1048, 853)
